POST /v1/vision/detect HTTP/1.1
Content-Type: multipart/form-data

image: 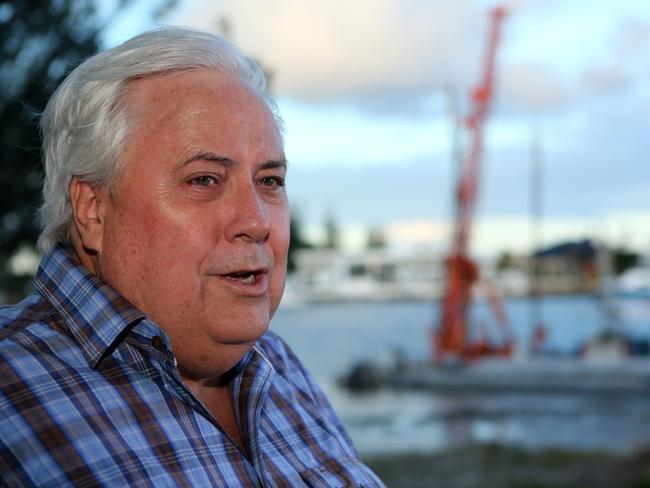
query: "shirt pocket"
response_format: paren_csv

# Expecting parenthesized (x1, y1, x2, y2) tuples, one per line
(299, 456, 385, 488)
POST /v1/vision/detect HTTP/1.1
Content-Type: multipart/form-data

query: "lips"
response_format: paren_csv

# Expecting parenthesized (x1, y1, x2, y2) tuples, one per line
(213, 266, 270, 297)
(223, 269, 266, 285)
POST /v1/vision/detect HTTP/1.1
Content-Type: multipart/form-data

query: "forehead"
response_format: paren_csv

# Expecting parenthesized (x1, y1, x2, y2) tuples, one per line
(122, 68, 282, 155)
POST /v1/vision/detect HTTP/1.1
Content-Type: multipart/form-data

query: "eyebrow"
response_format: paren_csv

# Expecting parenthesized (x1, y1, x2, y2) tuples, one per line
(258, 159, 288, 170)
(182, 151, 234, 167)
(182, 151, 287, 170)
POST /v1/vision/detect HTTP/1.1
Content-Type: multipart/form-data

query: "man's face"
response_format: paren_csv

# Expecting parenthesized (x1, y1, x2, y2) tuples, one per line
(95, 69, 289, 378)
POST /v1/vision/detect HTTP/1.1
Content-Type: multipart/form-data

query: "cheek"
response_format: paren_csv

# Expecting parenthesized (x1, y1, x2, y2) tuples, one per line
(103, 198, 183, 273)
(103, 200, 146, 254)
(271, 212, 289, 300)
(273, 211, 291, 261)
(131, 197, 207, 248)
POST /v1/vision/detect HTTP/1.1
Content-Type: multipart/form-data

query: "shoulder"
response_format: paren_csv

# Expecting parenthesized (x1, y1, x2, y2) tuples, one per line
(256, 330, 314, 384)
(256, 330, 297, 367)
(0, 292, 54, 343)
(0, 292, 82, 389)
(256, 332, 361, 459)
(256, 331, 343, 426)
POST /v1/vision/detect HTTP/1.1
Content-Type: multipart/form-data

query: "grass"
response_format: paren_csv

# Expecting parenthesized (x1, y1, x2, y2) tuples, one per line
(363, 443, 650, 488)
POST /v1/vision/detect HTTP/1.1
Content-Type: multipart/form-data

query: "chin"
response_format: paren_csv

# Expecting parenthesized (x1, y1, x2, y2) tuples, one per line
(214, 315, 271, 345)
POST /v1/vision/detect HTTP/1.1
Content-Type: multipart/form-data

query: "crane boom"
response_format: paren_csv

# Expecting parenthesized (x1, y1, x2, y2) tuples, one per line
(434, 6, 511, 363)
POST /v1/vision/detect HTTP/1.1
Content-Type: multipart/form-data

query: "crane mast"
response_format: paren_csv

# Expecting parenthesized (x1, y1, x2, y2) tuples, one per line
(434, 6, 512, 363)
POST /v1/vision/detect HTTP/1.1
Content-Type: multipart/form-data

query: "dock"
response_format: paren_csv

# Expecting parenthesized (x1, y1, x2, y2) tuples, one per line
(388, 357, 650, 395)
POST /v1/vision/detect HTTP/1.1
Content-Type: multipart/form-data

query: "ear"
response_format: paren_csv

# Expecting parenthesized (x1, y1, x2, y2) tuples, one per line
(69, 177, 107, 253)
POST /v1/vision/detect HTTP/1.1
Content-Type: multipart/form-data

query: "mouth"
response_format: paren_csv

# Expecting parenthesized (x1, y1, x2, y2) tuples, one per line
(223, 269, 266, 285)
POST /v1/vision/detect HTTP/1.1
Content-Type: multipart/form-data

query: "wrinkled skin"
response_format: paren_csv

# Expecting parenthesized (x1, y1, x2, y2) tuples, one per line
(71, 69, 290, 383)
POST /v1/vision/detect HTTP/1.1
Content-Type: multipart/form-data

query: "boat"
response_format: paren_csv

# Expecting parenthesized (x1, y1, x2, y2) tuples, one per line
(616, 265, 650, 299)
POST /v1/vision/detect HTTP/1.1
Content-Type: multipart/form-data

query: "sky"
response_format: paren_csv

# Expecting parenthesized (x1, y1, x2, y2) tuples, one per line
(107, 0, 650, 257)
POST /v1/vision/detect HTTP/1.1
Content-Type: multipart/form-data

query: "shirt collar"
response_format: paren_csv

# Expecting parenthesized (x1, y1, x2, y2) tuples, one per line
(34, 245, 145, 369)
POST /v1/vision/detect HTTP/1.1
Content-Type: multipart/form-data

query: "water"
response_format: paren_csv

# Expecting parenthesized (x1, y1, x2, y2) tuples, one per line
(270, 296, 650, 455)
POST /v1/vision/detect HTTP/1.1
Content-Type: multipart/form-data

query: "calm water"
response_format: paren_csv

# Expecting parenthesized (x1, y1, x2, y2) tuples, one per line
(270, 295, 650, 455)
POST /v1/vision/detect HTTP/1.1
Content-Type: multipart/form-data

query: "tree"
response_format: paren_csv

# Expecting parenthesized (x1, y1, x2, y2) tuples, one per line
(366, 227, 386, 249)
(612, 246, 640, 276)
(496, 251, 514, 271)
(0, 0, 172, 298)
(323, 213, 340, 250)
(287, 210, 312, 273)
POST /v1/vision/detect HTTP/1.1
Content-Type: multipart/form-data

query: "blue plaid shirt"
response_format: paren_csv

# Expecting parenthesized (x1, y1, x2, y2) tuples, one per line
(0, 246, 384, 487)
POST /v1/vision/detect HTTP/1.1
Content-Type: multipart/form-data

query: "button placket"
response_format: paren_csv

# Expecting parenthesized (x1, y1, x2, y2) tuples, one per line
(151, 335, 165, 351)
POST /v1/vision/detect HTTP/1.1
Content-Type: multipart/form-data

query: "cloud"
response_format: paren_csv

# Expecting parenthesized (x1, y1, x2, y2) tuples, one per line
(160, 1, 650, 258)
(581, 64, 631, 95)
(498, 62, 573, 113)
(579, 19, 650, 96)
(614, 19, 650, 58)
(172, 0, 487, 104)
(169, 0, 650, 118)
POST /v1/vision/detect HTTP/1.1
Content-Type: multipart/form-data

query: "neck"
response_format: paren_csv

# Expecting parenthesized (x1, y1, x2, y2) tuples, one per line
(182, 371, 247, 454)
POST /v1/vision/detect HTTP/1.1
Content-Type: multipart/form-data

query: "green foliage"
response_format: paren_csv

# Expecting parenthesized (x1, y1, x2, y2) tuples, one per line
(0, 1, 104, 265)
(0, 0, 174, 299)
(366, 227, 386, 249)
(632, 477, 650, 488)
(0, 0, 116, 298)
(612, 246, 640, 276)
(288, 210, 312, 273)
(324, 213, 339, 250)
(496, 251, 514, 270)
(363, 443, 650, 488)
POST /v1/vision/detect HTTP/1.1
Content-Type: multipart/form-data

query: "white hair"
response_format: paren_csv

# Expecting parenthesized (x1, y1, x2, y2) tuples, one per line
(38, 26, 282, 253)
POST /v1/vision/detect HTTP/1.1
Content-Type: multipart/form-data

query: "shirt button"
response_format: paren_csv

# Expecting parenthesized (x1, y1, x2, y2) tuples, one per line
(151, 336, 165, 351)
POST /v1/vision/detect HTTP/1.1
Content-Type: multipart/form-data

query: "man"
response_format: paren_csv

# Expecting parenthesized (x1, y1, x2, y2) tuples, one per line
(0, 27, 384, 486)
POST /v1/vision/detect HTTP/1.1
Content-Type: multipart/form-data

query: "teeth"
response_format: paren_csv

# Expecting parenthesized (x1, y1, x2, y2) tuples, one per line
(226, 272, 256, 284)
(240, 274, 255, 284)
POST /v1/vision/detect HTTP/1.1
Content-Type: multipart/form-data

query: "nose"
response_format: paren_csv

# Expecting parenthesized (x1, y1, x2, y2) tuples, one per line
(224, 183, 270, 244)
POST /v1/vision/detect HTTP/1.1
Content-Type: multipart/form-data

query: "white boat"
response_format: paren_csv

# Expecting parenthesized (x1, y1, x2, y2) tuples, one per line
(616, 266, 650, 298)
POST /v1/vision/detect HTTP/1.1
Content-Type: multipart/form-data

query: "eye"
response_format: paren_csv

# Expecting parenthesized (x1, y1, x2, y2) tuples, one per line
(189, 175, 218, 187)
(259, 176, 285, 189)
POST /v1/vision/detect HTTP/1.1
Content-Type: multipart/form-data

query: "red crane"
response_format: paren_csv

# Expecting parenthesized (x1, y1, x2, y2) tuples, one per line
(434, 6, 513, 364)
